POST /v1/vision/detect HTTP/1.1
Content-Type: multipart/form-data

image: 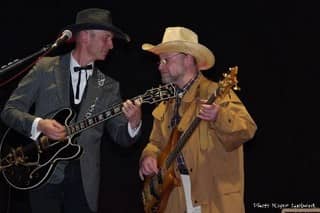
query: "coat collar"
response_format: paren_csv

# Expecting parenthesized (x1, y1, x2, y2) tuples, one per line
(181, 72, 205, 103)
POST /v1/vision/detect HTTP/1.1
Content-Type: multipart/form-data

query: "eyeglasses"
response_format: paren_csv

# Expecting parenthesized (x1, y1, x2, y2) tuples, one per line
(158, 53, 184, 65)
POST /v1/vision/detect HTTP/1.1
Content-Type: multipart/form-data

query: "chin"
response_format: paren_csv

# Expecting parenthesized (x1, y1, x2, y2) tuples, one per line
(161, 78, 171, 84)
(97, 56, 106, 61)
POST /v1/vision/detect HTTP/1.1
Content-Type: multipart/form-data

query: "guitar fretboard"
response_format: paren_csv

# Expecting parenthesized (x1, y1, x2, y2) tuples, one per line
(66, 83, 176, 136)
(67, 96, 141, 136)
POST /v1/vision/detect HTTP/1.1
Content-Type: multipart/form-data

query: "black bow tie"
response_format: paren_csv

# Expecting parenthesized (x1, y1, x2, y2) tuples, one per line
(73, 64, 93, 72)
(73, 64, 93, 100)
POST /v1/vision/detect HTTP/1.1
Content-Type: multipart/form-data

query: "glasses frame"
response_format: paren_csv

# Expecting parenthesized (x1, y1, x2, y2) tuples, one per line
(158, 53, 185, 66)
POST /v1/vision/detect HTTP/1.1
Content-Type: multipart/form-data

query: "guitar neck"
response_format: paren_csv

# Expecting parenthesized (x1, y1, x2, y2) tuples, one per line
(66, 95, 142, 136)
(165, 92, 217, 169)
(66, 83, 177, 136)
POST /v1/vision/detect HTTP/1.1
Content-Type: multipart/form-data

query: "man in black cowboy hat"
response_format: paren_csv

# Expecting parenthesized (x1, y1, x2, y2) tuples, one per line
(1, 8, 141, 213)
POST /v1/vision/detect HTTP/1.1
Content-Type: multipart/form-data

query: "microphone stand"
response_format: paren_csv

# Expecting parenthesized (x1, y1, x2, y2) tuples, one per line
(0, 44, 54, 79)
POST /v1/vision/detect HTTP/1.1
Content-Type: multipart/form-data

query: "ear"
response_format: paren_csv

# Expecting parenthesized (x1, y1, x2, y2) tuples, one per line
(185, 54, 196, 66)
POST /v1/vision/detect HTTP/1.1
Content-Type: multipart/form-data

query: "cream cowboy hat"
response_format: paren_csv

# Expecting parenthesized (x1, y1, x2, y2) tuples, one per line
(142, 27, 215, 70)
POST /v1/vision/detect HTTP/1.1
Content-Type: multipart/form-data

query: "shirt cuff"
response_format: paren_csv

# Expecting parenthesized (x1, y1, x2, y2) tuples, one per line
(31, 117, 43, 141)
(128, 121, 142, 138)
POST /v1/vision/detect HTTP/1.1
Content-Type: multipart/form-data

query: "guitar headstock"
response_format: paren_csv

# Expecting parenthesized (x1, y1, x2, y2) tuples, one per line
(217, 66, 240, 98)
(141, 83, 176, 104)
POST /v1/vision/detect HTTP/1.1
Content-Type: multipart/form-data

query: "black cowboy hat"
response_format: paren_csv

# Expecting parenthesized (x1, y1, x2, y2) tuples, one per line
(64, 8, 130, 42)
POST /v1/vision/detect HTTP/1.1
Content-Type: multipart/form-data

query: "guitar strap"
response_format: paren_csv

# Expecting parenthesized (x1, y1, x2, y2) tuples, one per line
(173, 73, 200, 175)
(176, 76, 212, 213)
(177, 76, 213, 151)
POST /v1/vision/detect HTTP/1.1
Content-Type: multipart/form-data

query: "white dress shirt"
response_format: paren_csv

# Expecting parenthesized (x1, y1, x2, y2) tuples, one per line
(70, 54, 93, 104)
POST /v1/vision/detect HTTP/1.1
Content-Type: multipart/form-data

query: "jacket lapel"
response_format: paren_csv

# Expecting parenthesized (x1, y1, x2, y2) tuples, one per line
(77, 67, 103, 121)
(177, 75, 203, 131)
(54, 54, 71, 106)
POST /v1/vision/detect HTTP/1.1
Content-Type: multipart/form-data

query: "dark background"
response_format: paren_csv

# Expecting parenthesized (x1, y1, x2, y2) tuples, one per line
(0, 0, 318, 213)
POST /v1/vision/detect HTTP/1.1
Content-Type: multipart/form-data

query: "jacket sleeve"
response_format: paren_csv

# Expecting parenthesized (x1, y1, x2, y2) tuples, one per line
(0, 60, 45, 137)
(140, 102, 168, 160)
(210, 89, 257, 151)
(103, 79, 140, 147)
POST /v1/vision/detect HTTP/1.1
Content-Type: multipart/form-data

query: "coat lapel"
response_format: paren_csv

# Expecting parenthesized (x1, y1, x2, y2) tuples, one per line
(77, 68, 104, 121)
(54, 54, 71, 106)
(177, 74, 214, 151)
(177, 75, 203, 131)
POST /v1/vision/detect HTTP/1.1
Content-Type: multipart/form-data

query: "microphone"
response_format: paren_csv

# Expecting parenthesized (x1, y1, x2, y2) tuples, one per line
(51, 30, 72, 48)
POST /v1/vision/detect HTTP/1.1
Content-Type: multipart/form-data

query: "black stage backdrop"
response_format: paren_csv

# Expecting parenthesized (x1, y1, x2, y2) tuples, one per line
(0, 1, 318, 213)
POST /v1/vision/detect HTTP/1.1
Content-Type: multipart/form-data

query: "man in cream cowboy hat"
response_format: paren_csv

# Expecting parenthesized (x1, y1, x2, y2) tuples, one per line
(1, 8, 142, 213)
(139, 26, 257, 213)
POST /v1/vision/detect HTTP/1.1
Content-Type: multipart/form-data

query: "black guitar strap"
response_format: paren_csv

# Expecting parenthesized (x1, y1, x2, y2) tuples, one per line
(173, 72, 200, 175)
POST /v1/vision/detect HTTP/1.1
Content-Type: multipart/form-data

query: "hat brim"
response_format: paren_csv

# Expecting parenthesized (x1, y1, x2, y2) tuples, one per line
(142, 41, 215, 70)
(64, 23, 130, 42)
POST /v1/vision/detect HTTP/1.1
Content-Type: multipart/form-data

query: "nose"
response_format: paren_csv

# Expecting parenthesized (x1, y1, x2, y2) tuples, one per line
(158, 61, 166, 70)
(158, 64, 165, 72)
(108, 39, 114, 50)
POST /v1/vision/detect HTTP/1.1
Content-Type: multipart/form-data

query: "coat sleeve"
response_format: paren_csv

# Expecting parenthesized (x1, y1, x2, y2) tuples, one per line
(210, 89, 257, 151)
(0, 59, 46, 137)
(139, 102, 168, 160)
(103, 79, 140, 147)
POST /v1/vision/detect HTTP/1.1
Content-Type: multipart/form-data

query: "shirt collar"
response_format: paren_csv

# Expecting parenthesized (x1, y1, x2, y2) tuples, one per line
(70, 54, 94, 77)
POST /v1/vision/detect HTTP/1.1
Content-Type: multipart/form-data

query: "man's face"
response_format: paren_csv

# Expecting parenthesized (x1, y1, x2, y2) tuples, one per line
(158, 53, 186, 84)
(87, 30, 114, 61)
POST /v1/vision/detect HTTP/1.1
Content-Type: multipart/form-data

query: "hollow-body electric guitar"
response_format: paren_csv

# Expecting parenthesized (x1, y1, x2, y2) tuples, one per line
(0, 83, 176, 190)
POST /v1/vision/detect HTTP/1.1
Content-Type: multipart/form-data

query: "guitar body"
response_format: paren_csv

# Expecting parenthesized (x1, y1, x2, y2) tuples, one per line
(142, 128, 182, 213)
(0, 83, 177, 191)
(0, 108, 82, 190)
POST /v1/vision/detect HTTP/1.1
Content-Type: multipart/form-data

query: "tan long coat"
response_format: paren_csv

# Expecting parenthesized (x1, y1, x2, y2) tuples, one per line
(141, 73, 257, 213)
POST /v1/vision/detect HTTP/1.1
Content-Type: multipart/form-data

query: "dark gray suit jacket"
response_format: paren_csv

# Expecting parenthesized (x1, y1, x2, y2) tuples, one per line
(1, 53, 137, 211)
